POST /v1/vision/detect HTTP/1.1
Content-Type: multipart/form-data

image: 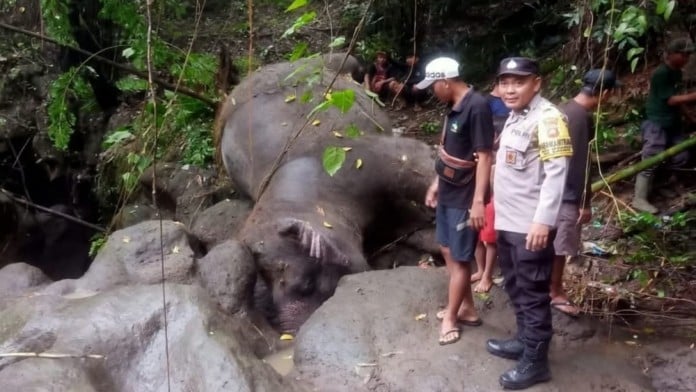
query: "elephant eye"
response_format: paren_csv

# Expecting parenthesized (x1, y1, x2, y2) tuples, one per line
(295, 279, 315, 296)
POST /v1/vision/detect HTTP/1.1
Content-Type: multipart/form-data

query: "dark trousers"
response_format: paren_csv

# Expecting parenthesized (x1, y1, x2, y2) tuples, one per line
(641, 120, 689, 175)
(497, 230, 554, 345)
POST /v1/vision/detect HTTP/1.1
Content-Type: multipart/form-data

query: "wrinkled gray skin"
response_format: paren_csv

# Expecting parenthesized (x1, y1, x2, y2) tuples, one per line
(219, 54, 435, 333)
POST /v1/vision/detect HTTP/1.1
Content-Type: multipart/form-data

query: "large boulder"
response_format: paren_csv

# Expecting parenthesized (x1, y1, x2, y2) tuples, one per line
(0, 283, 305, 391)
(292, 267, 654, 391)
(0, 262, 49, 295)
(190, 198, 252, 249)
(196, 239, 256, 315)
(43, 220, 199, 295)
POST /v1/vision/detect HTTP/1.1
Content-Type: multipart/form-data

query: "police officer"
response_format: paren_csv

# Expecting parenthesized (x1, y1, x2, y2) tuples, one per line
(487, 57, 572, 390)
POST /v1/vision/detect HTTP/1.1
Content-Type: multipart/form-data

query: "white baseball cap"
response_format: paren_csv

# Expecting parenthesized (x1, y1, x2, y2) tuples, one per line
(415, 57, 460, 90)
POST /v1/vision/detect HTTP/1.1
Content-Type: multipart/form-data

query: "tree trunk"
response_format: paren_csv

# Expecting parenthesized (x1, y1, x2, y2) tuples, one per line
(591, 136, 696, 192)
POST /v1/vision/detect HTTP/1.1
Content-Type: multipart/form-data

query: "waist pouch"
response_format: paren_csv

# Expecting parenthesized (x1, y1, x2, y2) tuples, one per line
(435, 146, 476, 186)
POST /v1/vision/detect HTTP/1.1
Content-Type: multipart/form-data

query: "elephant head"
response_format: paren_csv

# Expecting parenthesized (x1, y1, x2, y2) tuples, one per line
(249, 217, 359, 333)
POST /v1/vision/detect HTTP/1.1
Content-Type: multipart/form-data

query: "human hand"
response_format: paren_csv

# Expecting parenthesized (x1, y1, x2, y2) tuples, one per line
(469, 202, 485, 230)
(577, 207, 592, 225)
(425, 181, 438, 208)
(526, 223, 550, 251)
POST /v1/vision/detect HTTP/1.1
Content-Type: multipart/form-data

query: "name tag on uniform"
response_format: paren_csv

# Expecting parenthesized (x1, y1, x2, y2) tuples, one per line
(505, 149, 517, 165)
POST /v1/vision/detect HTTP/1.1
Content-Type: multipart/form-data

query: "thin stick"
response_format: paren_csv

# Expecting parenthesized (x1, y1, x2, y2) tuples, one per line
(0, 352, 105, 359)
(0, 188, 105, 232)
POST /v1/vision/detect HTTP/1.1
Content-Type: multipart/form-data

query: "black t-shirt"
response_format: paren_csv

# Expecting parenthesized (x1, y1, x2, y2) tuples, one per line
(399, 62, 425, 86)
(559, 100, 594, 206)
(438, 88, 495, 209)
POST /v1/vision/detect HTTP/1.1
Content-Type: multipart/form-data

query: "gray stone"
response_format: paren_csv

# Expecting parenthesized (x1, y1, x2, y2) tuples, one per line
(0, 284, 306, 392)
(190, 198, 252, 248)
(71, 220, 198, 292)
(292, 267, 654, 392)
(647, 341, 696, 392)
(0, 262, 50, 295)
(196, 239, 256, 315)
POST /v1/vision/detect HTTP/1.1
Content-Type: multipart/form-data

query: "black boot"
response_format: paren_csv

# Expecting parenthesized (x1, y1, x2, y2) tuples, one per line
(486, 338, 524, 360)
(499, 341, 551, 390)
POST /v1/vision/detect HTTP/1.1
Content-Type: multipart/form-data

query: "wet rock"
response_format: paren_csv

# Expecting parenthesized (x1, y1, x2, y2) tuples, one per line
(196, 239, 256, 315)
(62, 220, 199, 292)
(112, 203, 163, 230)
(292, 267, 653, 392)
(190, 198, 252, 248)
(0, 262, 50, 294)
(647, 340, 696, 392)
(0, 284, 306, 391)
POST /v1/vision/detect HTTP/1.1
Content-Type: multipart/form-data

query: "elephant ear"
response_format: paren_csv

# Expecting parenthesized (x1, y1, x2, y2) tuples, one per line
(277, 218, 350, 266)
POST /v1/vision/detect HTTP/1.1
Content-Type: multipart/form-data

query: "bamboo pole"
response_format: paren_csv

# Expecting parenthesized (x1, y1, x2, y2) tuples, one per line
(591, 136, 696, 193)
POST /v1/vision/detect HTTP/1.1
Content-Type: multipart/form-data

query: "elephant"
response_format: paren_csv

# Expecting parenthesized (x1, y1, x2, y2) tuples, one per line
(218, 54, 436, 333)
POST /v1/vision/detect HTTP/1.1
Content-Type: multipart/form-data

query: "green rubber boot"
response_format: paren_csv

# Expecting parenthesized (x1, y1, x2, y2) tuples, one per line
(632, 174, 658, 214)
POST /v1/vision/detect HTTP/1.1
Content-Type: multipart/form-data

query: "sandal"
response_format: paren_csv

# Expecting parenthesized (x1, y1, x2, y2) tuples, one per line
(436, 309, 483, 326)
(551, 300, 581, 317)
(438, 328, 461, 346)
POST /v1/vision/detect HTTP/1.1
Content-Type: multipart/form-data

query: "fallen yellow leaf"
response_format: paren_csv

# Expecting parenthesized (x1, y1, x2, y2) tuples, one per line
(332, 131, 344, 138)
(414, 313, 426, 321)
(312, 119, 321, 126)
(342, 147, 352, 151)
(284, 95, 296, 103)
(323, 221, 333, 228)
(279, 334, 294, 341)
(355, 158, 363, 169)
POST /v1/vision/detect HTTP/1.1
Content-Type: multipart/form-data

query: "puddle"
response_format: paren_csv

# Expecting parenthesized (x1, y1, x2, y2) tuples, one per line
(262, 346, 295, 376)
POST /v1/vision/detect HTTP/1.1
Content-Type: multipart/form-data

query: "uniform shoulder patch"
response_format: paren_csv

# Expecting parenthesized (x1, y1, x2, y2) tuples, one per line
(537, 112, 572, 161)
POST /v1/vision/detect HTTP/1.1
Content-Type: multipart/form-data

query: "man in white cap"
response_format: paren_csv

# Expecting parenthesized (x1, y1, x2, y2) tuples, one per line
(418, 57, 494, 345)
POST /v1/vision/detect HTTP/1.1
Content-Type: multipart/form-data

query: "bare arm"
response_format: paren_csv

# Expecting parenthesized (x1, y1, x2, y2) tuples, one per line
(469, 150, 492, 230)
(667, 91, 696, 106)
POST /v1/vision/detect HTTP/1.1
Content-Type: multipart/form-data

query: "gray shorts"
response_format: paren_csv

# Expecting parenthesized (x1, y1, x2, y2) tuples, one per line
(553, 203, 581, 257)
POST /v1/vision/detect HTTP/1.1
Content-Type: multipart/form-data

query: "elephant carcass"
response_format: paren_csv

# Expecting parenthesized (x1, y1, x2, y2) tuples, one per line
(218, 55, 435, 332)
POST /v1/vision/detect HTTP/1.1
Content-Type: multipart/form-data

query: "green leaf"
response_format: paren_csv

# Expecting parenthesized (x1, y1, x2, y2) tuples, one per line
(583, 26, 592, 38)
(122, 47, 135, 59)
(630, 57, 640, 73)
(307, 100, 331, 118)
(345, 123, 361, 139)
(329, 89, 355, 113)
(289, 42, 309, 61)
(655, 0, 667, 15)
(329, 36, 346, 48)
(322, 146, 345, 176)
(656, 289, 665, 298)
(282, 11, 316, 38)
(664, 0, 675, 21)
(627, 47, 644, 60)
(103, 128, 134, 148)
(286, 0, 308, 12)
(300, 90, 313, 103)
